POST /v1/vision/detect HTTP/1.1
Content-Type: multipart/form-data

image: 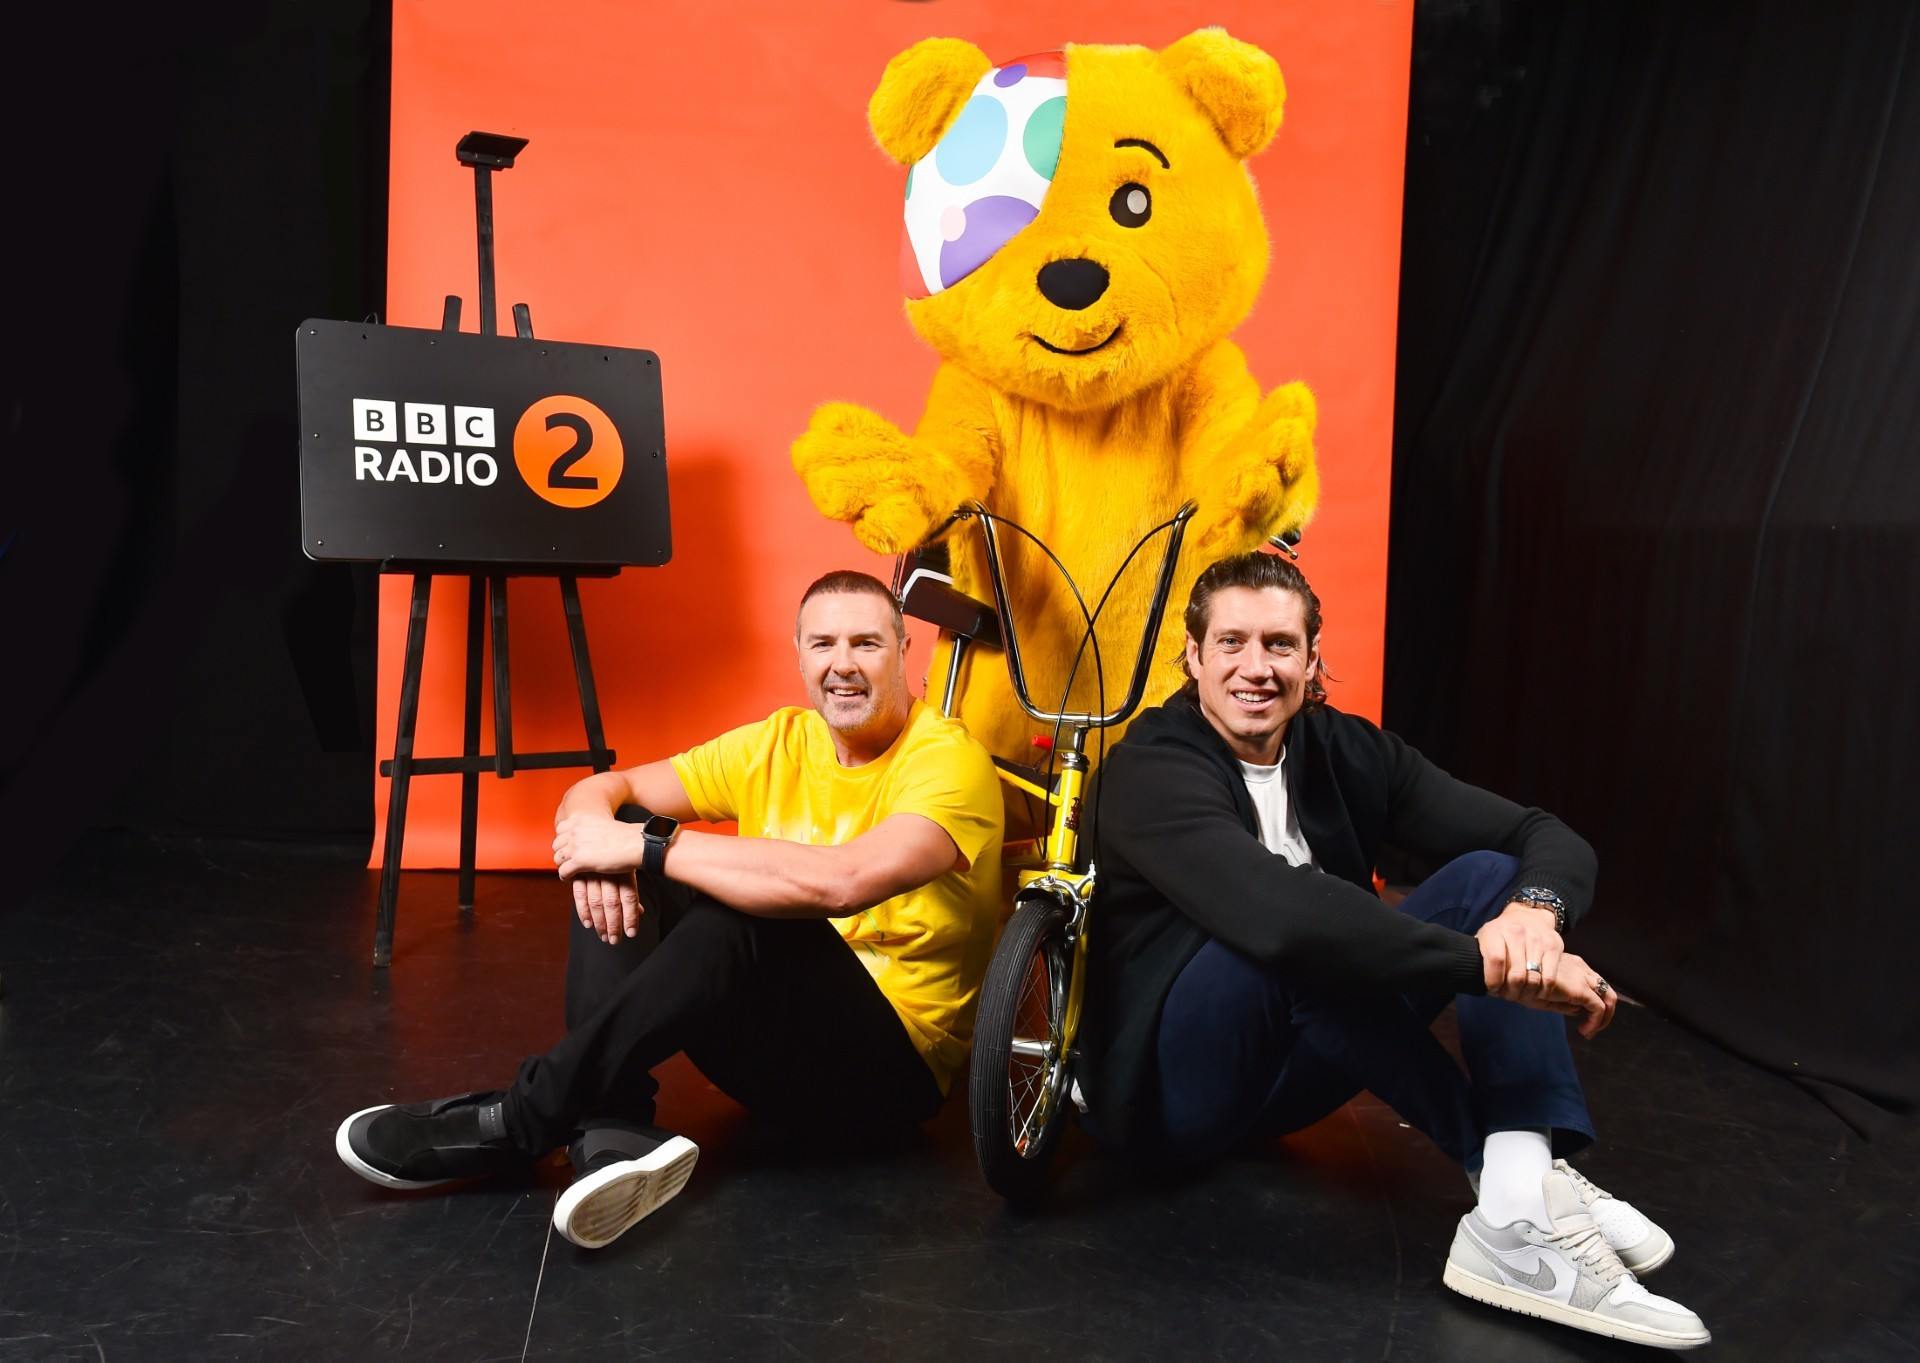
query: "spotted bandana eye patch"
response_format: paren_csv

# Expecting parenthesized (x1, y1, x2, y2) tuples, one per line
(900, 53, 1068, 299)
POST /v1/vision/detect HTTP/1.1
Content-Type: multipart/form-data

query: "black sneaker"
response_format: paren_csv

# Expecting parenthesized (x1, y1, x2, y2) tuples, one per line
(335, 1091, 528, 1189)
(552, 1125, 699, 1248)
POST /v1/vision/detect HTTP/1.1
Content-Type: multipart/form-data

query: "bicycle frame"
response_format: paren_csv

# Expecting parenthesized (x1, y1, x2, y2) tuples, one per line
(907, 501, 1198, 1127)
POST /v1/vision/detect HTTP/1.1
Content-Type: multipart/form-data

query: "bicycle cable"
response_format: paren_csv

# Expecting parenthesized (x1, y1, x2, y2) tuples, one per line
(1046, 509, 1190, 871)
(968, 505, 1192, 866)
(966, 507, 1106, 833)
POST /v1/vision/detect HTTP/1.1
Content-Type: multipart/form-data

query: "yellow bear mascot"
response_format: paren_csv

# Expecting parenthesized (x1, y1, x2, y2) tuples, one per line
(793, 30, 1319, 765)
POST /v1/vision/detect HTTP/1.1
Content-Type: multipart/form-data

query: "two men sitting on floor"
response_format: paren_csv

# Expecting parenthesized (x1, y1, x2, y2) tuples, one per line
(337, 555, 1707, 1349)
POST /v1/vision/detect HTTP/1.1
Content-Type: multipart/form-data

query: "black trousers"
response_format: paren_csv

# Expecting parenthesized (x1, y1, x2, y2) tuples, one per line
(501, 852, 944, 1156)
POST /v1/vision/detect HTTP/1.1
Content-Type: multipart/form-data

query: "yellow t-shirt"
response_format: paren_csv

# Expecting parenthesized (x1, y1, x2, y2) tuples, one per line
(669, 700, 1003, 1094)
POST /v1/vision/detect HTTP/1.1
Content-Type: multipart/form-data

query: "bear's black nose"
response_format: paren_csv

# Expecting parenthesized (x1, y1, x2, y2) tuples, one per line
(1037, 258, 1110, 311)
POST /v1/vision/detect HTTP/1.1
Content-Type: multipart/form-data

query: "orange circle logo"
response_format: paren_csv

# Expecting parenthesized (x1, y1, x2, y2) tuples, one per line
(513, 395, 624, 508)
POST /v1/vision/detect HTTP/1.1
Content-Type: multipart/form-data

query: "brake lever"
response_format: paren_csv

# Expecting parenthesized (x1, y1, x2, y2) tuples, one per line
(1268, 529, 1302, 561)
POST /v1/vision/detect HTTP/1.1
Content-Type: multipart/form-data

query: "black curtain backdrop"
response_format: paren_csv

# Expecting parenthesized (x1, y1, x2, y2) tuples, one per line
(2, 2, 387, 886)
(1389, 0, 1919, 1129)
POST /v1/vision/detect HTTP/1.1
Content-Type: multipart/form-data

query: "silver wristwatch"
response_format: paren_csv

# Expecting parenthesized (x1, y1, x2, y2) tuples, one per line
(1511, 885, 1568, 935)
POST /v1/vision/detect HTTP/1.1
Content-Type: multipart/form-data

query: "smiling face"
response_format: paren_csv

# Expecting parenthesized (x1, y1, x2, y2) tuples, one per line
(1184, 585, 1319, 764)
(795, 588, 913, 757)
(903, 42, 1272, 412)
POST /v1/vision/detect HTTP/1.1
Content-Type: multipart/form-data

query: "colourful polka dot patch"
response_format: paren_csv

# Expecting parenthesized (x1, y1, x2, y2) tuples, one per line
(901, 52, 1067, 299)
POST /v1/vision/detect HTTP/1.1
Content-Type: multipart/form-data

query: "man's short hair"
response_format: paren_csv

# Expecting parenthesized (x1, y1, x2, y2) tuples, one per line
(797, 569, 906, 642)
(1179, 550, 1329, 709)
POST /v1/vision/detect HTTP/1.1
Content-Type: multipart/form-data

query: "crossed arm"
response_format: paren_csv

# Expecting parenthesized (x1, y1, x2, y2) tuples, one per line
(552, 762, 965, 944)
(1472, 907, 1615, 1037)
(1378, 729, 1614, 1035)
(1103, 738, 1617, 1037)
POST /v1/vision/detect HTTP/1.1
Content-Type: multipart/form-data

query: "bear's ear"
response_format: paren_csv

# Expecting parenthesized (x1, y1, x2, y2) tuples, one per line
(1157, 28, 1286, 160)
(868, 38, 994, 166)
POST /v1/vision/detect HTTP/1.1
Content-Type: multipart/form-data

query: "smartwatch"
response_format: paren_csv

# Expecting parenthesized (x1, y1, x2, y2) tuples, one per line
(639, 814, 680, 875)
(1511, 885, 1568, 936)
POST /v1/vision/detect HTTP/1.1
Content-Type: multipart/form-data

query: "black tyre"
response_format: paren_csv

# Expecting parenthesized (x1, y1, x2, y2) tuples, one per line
(969, 893, 1075, 1204)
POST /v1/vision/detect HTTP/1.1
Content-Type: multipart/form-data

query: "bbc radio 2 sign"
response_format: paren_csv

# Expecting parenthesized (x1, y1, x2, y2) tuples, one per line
(296, 319, 670, 567)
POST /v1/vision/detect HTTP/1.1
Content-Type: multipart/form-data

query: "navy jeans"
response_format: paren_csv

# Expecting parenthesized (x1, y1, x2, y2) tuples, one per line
(1152, 851, 1595, 1169)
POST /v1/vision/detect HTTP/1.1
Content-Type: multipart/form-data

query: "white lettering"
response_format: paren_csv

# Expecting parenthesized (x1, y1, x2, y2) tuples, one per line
(404, 403, 446, 444)
(454, 405, 495, 447)
(350, 412, 505, 487)
(353, 399, 396, 442)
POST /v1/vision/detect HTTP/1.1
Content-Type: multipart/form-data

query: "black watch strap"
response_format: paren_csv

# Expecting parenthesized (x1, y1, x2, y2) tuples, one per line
(639, 815, 679, 876)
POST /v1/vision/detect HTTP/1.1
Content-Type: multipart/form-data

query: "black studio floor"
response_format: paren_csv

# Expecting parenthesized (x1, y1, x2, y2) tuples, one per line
(2, 832, 1916, 1362)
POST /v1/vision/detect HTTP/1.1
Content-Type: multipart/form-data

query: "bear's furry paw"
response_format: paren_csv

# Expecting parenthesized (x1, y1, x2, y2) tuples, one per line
(791, 402, 945, 554)
(1199, 380, 1320, 550)
(1242, 381, 1317, 481)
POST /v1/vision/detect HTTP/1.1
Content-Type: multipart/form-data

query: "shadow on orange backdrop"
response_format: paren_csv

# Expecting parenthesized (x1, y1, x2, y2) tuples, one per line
(377, 0, 1412, 869)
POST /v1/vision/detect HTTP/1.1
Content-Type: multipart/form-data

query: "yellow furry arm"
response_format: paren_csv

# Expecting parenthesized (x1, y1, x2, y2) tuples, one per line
(911, 361, 999, 490)
(790, 365, 997, 555)
(1186, 373, 1320, 557)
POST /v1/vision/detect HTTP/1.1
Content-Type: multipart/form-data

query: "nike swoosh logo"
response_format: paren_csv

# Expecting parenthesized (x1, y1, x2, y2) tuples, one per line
(1499, 1256, 1559, 1293)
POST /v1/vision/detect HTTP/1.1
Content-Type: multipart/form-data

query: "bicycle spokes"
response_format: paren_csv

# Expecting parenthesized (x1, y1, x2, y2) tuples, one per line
(1008, 935, 1068, 1154)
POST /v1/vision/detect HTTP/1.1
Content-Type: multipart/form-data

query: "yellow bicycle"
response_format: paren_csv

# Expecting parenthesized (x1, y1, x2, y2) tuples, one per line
(897, 499, 1197, 1203)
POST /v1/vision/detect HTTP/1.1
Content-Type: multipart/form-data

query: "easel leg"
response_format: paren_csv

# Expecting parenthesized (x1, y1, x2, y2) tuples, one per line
(375, 573, 433, 967)
(458, 573, 486, 913)
(560, 577, 613, 771)
(490, 573, 515, 778)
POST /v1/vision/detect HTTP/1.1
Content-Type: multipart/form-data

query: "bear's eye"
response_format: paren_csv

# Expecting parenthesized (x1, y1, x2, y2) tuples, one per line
(1109, 182, 1151, 228)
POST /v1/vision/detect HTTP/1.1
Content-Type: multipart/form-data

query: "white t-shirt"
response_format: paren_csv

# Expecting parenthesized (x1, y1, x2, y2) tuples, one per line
(1239, 746, 1318, 869)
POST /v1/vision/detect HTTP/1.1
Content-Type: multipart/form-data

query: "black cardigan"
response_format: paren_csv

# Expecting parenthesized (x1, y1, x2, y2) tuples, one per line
(1081, 691, 1597, 1155)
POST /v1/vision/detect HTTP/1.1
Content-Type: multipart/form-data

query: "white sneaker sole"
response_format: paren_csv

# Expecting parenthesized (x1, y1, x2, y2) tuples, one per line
(553, 1136, 699, 1249)
(1443, 1260, 1710, 1350)
(335, 1105, 449, 1190)
(1620, 1227, 1676, 1277)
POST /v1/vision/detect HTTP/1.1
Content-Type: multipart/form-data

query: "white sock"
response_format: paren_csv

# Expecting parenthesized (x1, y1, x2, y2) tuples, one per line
(1475, 1128, 1553, 1227)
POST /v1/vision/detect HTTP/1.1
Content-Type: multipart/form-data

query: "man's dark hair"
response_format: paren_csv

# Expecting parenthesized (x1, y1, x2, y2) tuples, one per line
(797, 569, 905, 641)
(1179, 551, 1330, 709)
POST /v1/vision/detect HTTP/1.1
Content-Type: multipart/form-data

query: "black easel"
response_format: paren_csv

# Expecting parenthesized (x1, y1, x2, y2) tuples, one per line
(372, 132, 616, 967)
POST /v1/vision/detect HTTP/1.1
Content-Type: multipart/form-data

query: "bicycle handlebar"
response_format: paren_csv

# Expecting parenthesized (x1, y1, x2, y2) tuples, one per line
(950, 499, 1198, 732)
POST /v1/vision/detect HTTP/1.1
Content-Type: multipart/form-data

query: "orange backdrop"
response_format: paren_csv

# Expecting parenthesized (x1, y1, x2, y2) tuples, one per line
(378, 0, 1412, 868)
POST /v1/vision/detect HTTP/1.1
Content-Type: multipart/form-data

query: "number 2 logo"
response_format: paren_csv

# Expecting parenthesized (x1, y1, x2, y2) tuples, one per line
(513, 395, 624, 508)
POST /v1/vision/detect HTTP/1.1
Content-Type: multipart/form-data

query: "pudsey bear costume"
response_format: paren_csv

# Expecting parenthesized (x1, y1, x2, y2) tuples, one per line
(794, 29, 1320, 765)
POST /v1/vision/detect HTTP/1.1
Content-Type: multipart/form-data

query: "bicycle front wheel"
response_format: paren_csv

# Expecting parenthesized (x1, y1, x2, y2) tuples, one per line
(969, 893, 1074, 1204)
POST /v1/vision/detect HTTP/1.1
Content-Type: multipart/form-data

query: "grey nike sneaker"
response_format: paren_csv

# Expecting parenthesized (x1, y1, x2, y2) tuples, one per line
(1556, 1158, 1675, 1276)
(1445, 1170, 1710, 1349)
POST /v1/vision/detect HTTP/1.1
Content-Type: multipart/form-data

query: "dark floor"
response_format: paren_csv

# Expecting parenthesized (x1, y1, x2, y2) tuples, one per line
(1, 831, 1915, 1362)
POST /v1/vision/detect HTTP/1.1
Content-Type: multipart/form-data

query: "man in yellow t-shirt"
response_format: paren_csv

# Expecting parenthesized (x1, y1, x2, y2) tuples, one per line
(335, 571, 1002, 1250)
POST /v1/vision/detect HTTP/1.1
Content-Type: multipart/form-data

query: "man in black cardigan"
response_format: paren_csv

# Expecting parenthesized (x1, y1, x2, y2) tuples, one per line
(1084, 551, 1709, 1350)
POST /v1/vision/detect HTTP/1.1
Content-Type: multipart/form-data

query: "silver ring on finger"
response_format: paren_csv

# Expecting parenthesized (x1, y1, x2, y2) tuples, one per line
(1595, 977, 1611, 997)
(1525, 960, 1543, 973)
